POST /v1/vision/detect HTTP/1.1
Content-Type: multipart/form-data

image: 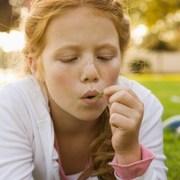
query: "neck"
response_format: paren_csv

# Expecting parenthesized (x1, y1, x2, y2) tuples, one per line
(48, 97, 101, 175)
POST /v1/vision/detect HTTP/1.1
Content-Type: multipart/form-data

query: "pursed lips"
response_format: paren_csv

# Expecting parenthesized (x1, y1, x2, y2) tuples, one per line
(81, 90, 101, 99)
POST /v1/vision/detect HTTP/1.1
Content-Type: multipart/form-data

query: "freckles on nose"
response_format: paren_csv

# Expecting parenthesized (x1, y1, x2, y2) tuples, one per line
(80, 64, 99, 82)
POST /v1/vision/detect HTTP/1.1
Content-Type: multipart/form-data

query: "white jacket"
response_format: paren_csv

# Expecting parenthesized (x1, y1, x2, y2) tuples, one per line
(0, 75, 167, 180)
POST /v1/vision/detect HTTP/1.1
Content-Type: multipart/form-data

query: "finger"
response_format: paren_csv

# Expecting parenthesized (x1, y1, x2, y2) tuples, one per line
(110, 102, 133, 118)
(110, 113, 130, 130)
(110, 112, 141, 138)
(109, 90, 139, 109)
(110, 103, 143, 129)
(104, 85, 141, 103)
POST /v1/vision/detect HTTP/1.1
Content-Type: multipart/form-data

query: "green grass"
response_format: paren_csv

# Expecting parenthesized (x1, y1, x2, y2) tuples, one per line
(126, 74, 180, 180)
(127, 74, 180, 120)
(163, 129, 180, 179)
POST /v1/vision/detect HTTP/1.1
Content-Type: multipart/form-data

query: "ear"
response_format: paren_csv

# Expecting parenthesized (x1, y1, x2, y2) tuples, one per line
(28, 54, 45, 82)
(28, 53, 37, 74)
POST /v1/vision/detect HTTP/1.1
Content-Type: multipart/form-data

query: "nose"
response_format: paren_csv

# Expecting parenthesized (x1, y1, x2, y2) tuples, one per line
(80, 62, 100, 83)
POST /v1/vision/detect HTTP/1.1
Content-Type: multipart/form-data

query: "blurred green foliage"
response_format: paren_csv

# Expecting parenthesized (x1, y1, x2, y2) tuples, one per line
(125, 0, 180, 51)
(141, 80, 180, 120)
(126, 0, 180, 26)
(127, 74, 180, 119)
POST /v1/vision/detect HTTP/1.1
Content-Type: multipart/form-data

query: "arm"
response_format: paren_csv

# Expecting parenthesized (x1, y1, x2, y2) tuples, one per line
(104, 84, 167, 180)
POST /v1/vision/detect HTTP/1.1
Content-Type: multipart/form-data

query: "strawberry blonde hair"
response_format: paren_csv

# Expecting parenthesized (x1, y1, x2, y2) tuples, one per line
(23, 0, 130, 179)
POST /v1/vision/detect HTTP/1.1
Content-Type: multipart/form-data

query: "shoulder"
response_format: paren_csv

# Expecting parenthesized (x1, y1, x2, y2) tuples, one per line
(0, 77, 36, 145)
(0, 75, 47, 125)
(0, 75, 49, 141)
(0, 75, 39, 105)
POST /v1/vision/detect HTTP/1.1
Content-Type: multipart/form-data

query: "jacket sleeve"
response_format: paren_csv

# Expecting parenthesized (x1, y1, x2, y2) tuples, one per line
(0, 87, 34, 180)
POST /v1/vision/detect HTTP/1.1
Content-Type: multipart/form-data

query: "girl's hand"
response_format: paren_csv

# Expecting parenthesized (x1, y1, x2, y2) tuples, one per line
(104, 85, 144, 164)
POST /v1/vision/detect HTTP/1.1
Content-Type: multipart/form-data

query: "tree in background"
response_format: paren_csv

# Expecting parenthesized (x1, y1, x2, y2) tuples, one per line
(0, 0, 30, 32)
(126, 0, 180, 51)
(0, 0, 16, 32)
(0, 0, 180, 50)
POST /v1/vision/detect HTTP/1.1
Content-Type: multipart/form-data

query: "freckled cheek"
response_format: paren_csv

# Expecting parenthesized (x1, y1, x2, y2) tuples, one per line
(106, 61, 121, 84)
(49, 65, 76, 87)
(109, 71, 120, 84)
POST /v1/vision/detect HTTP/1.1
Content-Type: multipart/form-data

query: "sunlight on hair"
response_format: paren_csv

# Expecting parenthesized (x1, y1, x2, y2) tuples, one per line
(0, 30, 25, 53)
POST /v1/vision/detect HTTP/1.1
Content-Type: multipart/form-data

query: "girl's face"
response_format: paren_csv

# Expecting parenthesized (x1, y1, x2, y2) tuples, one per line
(40, 7, 121, 121)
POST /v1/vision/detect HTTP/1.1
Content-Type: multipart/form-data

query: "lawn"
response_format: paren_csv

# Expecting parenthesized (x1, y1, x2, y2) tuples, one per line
(126, 73, 180, 180)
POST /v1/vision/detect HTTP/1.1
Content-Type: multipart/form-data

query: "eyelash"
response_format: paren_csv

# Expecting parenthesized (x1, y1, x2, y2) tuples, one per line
(59, 57, 77, 62)
(59, 55, 114, 62)
(97, 56, 114, 61)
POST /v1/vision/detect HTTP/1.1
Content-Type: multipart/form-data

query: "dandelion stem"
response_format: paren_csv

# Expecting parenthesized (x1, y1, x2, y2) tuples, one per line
(90, 92, 104, 100)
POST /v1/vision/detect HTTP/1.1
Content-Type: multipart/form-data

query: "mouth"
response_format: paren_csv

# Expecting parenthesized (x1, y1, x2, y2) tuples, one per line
(82, 91, 104, 100)
(88, 92, 104, 100)
(83, 92, 104, 100)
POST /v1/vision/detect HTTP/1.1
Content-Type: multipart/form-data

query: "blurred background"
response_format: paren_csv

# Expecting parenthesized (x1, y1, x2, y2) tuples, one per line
(0, 0, 180, 77)
(0, 0, 180, 179)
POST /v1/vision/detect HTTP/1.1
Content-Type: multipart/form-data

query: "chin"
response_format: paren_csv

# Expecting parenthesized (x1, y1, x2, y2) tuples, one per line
(76, 111, 104, 122)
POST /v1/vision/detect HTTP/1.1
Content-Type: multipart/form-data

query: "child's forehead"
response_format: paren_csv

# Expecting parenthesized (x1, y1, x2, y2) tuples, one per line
(42, 7, 120, 54)
(47, 7, 115, 31)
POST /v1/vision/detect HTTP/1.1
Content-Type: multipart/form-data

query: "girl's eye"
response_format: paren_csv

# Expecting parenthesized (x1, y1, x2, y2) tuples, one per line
(97, 56, 114, 61)
(59, 57, 78, 62)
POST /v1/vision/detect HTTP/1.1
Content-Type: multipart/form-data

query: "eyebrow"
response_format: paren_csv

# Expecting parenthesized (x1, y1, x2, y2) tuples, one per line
(95, 43, 118, 53)
(53, 43, 118, 56)
(53, 45, 80, 53)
